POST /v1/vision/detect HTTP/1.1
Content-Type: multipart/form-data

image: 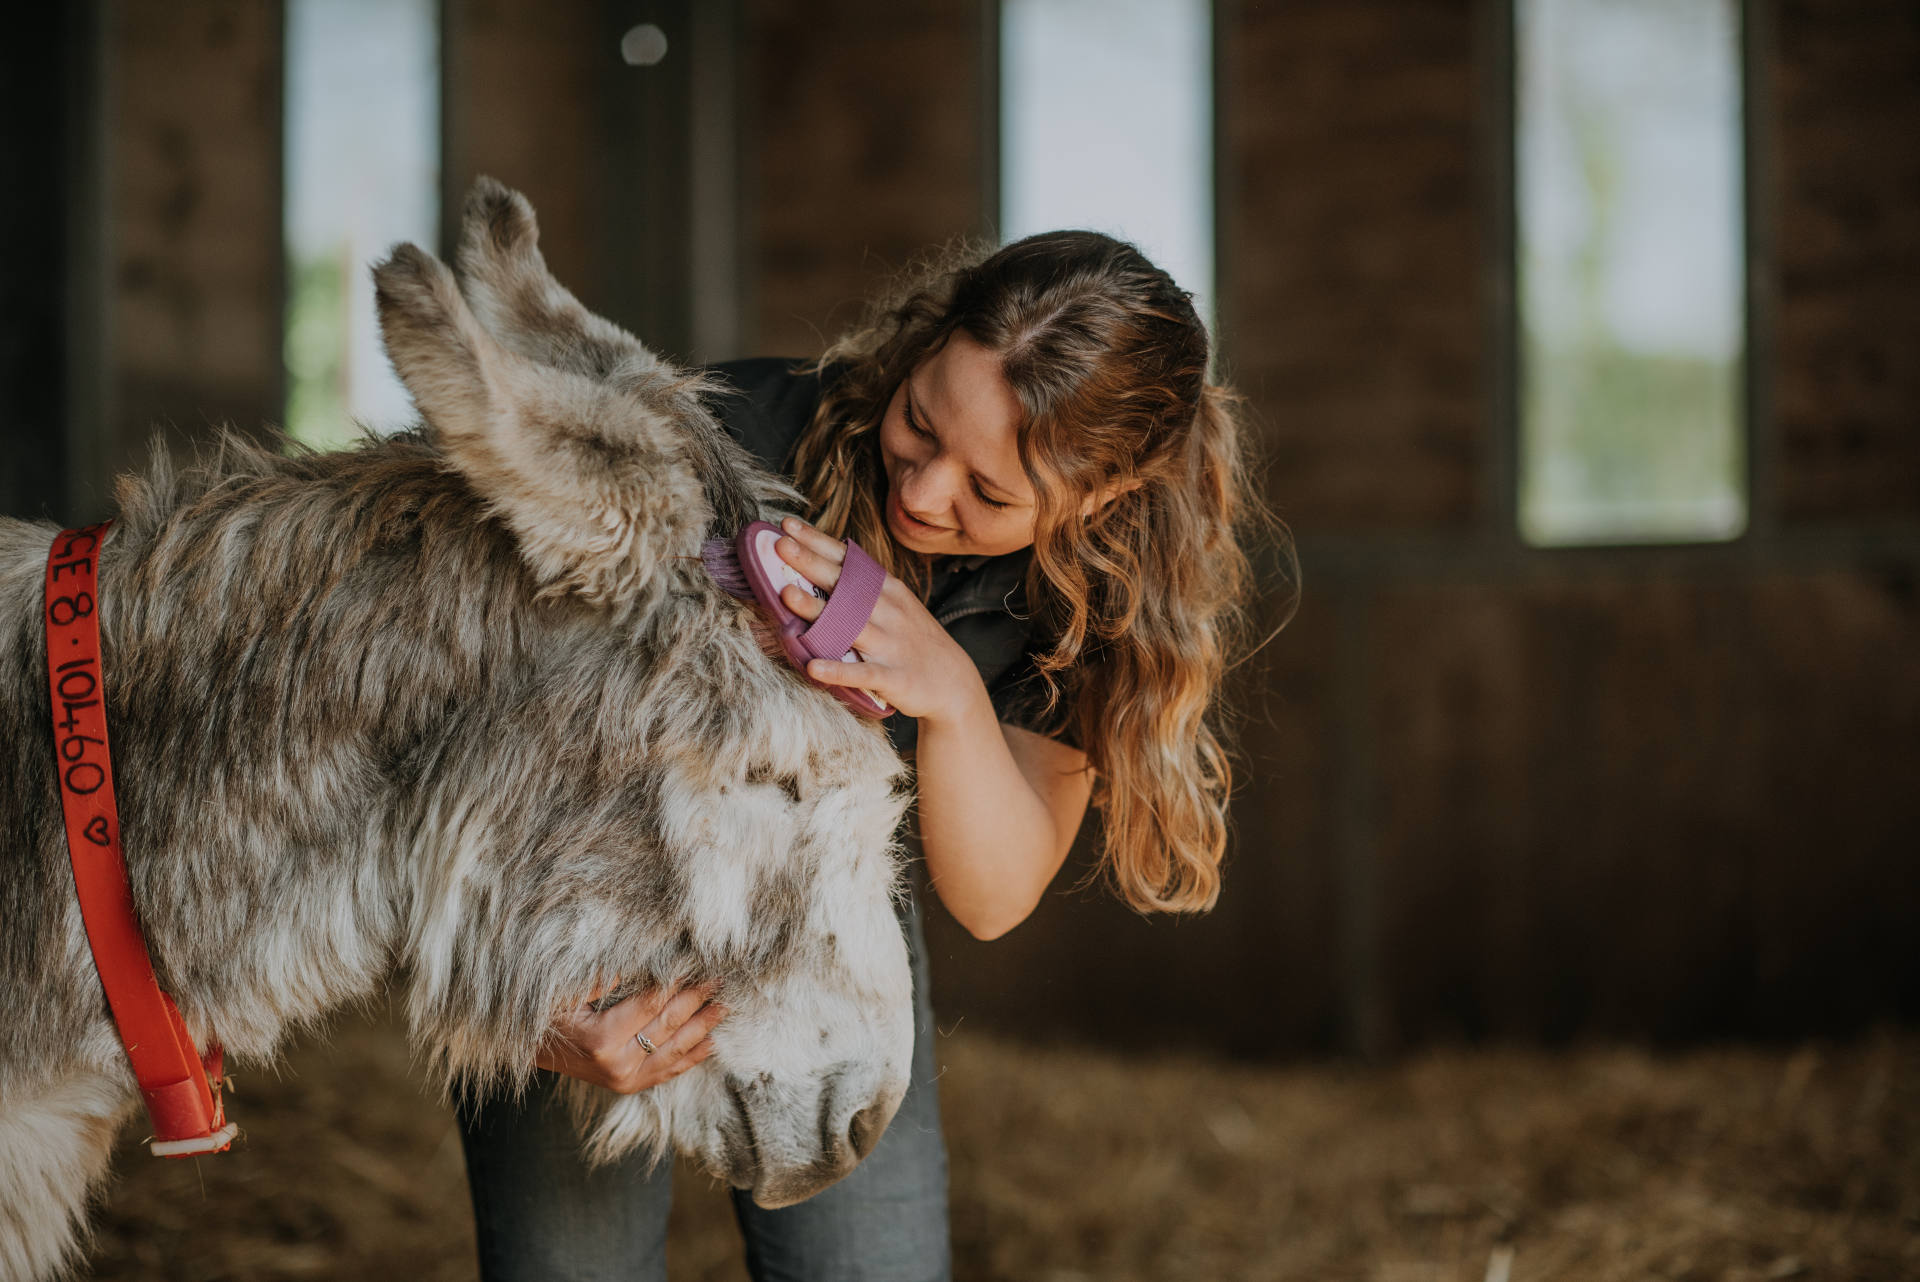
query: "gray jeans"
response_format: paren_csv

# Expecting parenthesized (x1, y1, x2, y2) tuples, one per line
(457, 893, 952, 1282)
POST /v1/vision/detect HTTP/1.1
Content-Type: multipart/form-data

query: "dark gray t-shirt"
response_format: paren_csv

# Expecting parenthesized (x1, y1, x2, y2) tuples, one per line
(701, 358, 1075, 754)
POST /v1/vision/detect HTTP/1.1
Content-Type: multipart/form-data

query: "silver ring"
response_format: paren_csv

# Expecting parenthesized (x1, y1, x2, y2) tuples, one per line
(634, 1032, 658, 1055)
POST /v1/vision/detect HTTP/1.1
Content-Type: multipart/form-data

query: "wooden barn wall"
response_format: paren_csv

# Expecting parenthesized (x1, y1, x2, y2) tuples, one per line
(440, 0, 603, 304)
(0, 4, 85, 522)
(752, 0, 1917, 1056)
(1, 0, 283, 523)
(742, 0, 995, 357)
(1770, 1, 1920, 521)
(441, 0, 733, 366)
(17, 0, 734, 508)
(9, 0, 1913, 1057)
(98, 1, 284, 515)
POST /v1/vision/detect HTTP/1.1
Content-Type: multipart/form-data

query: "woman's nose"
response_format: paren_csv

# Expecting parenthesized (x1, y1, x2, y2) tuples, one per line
(897, 460, 960, 521)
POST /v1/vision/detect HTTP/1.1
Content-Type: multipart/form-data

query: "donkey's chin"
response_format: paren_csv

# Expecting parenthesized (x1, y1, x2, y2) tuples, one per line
(737, 1082, 910, 1212)
(748, 1160, 861, 1210)
(710, 1075, 909, 1209)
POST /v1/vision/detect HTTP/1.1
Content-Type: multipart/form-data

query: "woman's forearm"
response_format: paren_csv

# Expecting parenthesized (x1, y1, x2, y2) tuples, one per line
(913, 686, 1086, 940)
(758, 518, 1092, 937)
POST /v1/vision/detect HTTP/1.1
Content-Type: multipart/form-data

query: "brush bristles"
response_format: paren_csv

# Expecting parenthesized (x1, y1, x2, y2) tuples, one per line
(701, 536, 753, 601)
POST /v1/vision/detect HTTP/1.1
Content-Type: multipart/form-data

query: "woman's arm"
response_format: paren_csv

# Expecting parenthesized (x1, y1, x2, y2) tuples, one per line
(913, 696, 1093, 939)
(772, 518, 1091, 939)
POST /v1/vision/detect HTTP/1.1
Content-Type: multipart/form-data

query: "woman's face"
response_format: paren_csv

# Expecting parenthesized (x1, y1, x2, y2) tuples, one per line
(877, 333, 1039, 559)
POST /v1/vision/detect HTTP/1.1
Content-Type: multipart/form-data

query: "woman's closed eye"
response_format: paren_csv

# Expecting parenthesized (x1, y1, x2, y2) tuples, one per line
(905, 391, 1012, 511)
(903, 393, 932, 440)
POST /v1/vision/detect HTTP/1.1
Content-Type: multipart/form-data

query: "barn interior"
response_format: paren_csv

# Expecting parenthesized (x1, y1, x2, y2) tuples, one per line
(1, 2, 1915, 1279)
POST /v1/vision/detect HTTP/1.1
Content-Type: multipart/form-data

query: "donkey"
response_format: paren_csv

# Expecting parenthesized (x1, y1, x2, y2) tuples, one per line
(0, 178, 914, 1281)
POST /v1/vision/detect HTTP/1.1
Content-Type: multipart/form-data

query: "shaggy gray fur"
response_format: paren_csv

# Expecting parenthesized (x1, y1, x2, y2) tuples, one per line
(0, 179, 914, 1282)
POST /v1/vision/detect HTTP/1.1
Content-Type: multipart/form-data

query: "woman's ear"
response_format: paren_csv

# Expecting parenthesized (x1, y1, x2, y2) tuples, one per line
(1079, 476, 1143, 520)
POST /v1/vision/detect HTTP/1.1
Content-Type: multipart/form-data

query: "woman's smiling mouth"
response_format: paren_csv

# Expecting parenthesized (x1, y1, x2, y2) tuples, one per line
(889, 490, 950, 536)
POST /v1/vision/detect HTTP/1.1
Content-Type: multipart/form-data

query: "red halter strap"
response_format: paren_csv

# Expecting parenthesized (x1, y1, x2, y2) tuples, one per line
(45, 521, 235, 1157)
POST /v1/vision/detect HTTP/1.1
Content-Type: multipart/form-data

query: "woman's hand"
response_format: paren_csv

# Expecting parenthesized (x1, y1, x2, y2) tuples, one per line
(772, 516, 990, 725)
(534, 980, 726, 1094)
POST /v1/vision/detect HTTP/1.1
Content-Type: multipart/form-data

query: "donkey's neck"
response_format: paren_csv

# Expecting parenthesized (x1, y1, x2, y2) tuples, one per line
(100, 432, 570, 1059)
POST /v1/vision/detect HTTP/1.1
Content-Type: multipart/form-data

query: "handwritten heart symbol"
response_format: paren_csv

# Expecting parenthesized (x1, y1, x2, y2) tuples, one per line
(84, 816, 112, 847)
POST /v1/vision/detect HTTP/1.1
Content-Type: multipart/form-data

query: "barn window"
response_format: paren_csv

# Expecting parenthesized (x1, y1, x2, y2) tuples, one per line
(999, 0, 1215, 326)
(284, 0, 440, 449)
(1515, 0, 1747, 546)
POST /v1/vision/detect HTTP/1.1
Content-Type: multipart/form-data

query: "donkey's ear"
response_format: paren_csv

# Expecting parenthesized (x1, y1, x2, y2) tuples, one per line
(374, 241, 712, 616)
(454, 176, 785, 533)
(455, 176, 648, 382)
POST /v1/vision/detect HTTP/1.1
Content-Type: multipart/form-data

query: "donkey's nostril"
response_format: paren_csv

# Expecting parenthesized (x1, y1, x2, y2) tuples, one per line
(847, 1101, 885, 1161)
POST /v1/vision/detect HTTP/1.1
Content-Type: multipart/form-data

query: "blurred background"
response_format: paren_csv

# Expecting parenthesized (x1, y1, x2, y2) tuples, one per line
(2, 1, 1915, 1278)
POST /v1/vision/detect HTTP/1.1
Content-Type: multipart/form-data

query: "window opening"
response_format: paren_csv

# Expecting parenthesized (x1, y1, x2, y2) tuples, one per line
(284, 0, 440, 449)
(1516, 0, 1747, 545)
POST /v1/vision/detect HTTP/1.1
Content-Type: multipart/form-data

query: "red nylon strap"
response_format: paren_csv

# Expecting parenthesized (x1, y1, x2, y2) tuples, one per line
(45, 522, 233, 1157)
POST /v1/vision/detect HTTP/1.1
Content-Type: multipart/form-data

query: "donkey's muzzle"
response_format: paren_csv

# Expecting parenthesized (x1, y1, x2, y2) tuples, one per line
(738, 1080, 906, 1209)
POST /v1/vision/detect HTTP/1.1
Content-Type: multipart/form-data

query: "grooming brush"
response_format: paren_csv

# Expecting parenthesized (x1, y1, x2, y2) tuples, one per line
(701, 521, 891, 719)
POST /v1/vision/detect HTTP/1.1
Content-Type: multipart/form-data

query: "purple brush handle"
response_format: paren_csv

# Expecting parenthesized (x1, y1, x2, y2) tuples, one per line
(798, 539, 886, 661)
(724, 521, 892, 719)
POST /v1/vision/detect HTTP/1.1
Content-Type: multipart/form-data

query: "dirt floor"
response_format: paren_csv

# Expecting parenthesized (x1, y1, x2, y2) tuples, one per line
(79, 1007, 1918, 1282)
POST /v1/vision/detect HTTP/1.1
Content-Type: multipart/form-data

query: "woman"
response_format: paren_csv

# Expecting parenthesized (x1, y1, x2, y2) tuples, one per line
(458, 229, 1287, 1280)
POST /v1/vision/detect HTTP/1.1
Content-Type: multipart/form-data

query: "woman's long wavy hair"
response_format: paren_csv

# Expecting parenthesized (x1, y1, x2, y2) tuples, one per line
(788, 231, 1297, 913)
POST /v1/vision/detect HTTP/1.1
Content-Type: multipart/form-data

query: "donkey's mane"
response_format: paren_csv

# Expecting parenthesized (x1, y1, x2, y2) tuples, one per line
(106, 426, 576, 762)
(114, 423, 527, 617)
